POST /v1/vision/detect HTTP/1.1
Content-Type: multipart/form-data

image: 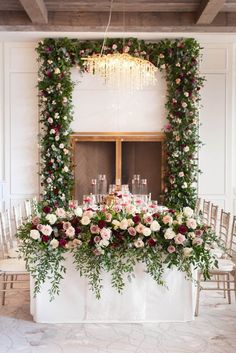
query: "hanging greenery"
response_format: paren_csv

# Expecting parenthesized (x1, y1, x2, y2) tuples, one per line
(36, 37, 204, 209)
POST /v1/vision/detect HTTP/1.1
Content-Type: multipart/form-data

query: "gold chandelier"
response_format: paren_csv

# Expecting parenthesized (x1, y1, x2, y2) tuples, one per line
(82, 0, 157, 89)
(83, 52, 157, 89)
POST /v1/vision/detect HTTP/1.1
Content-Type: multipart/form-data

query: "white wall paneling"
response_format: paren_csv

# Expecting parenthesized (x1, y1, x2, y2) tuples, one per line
(0, 42, 4, 211)
(199, 43, 234, 213)
(3, 42, 39, 211)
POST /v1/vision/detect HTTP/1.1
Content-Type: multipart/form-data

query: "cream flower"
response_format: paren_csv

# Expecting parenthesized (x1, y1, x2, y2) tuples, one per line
(186, 218, 197, 230)
(134, 239, 144, 248)
(66, 226, 75, 238)
(183, 247, 193, 256)
(183, 207, 193, 218)
(150, 220, 161, 232)
(120, 219, 129, 230)
(81, 216, 91, 226)
(164, 228, 176, 239)
(46, 213, 57, 225)
(50, 238, 59, 249)
(55, 208, 66, 218)
(30, 229, 40, 240)
(143, 227, 152, 237)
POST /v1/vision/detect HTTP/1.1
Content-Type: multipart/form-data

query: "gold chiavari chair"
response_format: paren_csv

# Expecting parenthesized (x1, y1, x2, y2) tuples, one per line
(195, 215, 236, 316)
(219, 210, 231, 247)
(0, 220, 29, 305)
(209, 204, 219, 232)
(194, 197, 201, 215)
(202, 200, 211, 225)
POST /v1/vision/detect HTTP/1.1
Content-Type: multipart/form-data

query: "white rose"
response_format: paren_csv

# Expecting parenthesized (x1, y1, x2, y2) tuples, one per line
(150, 220, 161, 232)
(112, 220, 120, 229)
(183, 146, 190, 152)
(99, 239, 109, 247)
(186, 218, 197, 230)
(120, 219, 128, 230)
(30, 229, 40, 240)
(81, 216, 91, 225)
(164, 228, 176, 239)
(50, 238, 59, 249)
(183, 207, 194, 218)
(46, 213, 57, 225)
(183, 247, 193, 257)
(178, 172, 184, 177)
(59, 143, 64, 149)
(63, 166, 69, 172)
(74, 207, 83, 217)
(54, 68, 61, 74)
(143, 227, 152, 237)
(127, 218, 134, 227)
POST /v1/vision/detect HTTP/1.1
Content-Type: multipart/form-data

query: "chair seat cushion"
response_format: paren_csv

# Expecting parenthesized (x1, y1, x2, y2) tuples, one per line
(216, 259, 235, 272)
(0, 258, 27, 273)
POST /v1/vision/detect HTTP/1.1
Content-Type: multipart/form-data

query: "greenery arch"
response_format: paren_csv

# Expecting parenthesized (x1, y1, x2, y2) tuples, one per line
(36, 37, 204, 210)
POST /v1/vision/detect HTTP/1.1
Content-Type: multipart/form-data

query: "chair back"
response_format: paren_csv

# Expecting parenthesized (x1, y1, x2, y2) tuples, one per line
(210, 204, 218, 232)
(202, 200, 211, 225)
(13, 204, 23, 232)
(0, 210, 14, 258)
(229, 216, 236, 259)
(219, 210, 231, 247)
(24, 199, 32, 219)
(195, 197, 201, 215)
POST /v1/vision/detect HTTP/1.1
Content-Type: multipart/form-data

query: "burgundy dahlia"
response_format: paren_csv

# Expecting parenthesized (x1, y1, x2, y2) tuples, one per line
(98, 220, 106, 229)
(42, 235, 49, 243)
(147, 238, 157, 247)
(178, 224, 188, 234)
(133, 215, 141, 224)
(43, 205, 51, 214)
(59, 239, 67, 247)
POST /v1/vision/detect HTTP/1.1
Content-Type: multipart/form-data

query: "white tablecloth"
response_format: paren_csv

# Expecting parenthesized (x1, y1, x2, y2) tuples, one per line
(30, 255, 197, 323)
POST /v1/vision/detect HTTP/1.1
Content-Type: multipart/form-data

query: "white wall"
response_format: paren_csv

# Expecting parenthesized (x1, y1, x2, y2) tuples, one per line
(0, 35, 235, 214)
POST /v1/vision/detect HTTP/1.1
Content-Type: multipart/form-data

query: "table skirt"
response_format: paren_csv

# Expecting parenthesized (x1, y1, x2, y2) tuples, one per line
(30, 254, 197, 323)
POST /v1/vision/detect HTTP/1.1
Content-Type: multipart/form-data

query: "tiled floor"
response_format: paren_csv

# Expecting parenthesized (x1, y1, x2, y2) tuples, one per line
(0, 289, 236, 353)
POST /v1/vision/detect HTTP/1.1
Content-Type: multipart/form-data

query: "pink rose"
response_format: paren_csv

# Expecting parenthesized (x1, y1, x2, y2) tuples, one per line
(195, 229, 203, 237)
(63, 221, 71, 230)
(37, 224, 43, 231)
(167, 245, 176, 253)
(105, 213, 112, 222)
(83, 210, 93, 219)
(94, 236, 101, 244)
(174, 233, 186, 245)
(65, 226, 75, 238)
(193, 238, 203, 246)
(143, 214, 153, 224)
(162, 215, 173, 225)
(128, 227, 137, 236)
(41, 225, 53, 236)
(100, 228, 111, 240)
(90, 224, 100, 234)
(135, 223, 145, 234)
(56, 208, 66, 218)
(32, 216, 40, 226)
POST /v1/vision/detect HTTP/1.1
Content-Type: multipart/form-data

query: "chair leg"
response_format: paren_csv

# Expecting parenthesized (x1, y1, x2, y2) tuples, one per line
(223, 275, 226, 298)
(2, 273, 7, 306)
(227, 273, 231, 304)
(10, 275, 14, 289)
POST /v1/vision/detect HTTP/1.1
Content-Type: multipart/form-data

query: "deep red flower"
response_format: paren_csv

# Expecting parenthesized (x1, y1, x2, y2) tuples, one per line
(133, 215, 141, 224)
(152, 213, 160, 218)
(75, 226, 81, 235)
(43, 206, 51, 214)
(59, 239, 67, 247)
(55, 222, 63, 230)
(147, 238, 157, 247)
(42, 235, 49, 243)
(178, 225, 188, 234)
(168, 209, 176, 214)
(98, 220, 106, 229)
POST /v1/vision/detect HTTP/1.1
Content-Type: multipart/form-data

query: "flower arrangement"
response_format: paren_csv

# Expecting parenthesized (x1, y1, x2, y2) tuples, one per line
(36, 37, 204, 210)
(17, 200, 218, 300)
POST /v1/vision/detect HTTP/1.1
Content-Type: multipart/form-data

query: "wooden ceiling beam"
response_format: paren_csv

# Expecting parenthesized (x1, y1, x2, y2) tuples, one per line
(196, 0, 226, 24)
(0, 10, 236, 32)
(19, 0, 48, 24)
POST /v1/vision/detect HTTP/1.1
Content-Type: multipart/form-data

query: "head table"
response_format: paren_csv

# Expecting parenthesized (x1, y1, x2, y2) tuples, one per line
(30, 254, 197, 323)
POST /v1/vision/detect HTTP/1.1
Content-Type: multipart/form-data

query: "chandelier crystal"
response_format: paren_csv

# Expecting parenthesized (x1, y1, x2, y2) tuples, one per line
(83, 52, 157, 90)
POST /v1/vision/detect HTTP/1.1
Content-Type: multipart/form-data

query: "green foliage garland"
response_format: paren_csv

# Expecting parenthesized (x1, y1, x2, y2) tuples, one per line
(36, 37, 204, 209)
